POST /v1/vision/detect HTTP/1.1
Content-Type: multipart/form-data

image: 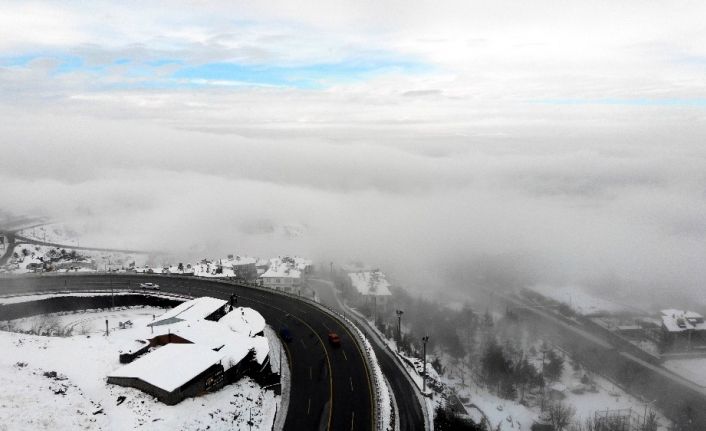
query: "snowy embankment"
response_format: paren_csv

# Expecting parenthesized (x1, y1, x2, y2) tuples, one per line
(529, 284, 641, 315)
(340, 304, 427, 430)
(309, 290, 393, 431)
(265, 325, 291, 431)
(664, 358, 706, 388)
(0, 302, 280, 430)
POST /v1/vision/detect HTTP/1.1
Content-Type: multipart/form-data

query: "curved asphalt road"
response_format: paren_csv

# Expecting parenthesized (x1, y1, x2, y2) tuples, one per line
(0, 274, 374, 431)
(308, 279, 426, 431)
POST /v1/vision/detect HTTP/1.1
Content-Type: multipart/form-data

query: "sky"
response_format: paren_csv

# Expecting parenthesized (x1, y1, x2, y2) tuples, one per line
(2, 1, 706, 309)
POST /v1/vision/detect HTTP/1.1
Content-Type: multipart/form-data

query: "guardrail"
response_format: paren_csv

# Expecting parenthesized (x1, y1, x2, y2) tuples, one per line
(343, 304, 432, 431)
(0, 272, 387, 431)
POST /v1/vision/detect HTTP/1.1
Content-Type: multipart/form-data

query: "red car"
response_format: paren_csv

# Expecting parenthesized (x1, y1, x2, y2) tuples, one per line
(328, 332, 341, 347)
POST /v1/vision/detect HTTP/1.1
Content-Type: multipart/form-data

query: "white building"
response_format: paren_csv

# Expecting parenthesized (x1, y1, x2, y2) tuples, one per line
(108, 297, 270, 405)
(347, 270, 393, 312)
(259, 256, 312, 293)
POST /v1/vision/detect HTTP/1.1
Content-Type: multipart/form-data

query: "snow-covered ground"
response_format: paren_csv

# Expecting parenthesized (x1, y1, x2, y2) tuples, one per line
(664, 358, 706, 388)
(0, 306, 280, 430)
(0, 243, 148, 275)
(529, 284, 639, 315)
(441, 348, 672, 430)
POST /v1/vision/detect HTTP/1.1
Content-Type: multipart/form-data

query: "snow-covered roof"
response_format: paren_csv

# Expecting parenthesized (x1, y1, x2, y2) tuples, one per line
(109, 343, 223, 392)
(661, 309, 706, 332)
(149, 297, 226, 326)
(219, 307, 266, 336)
(348, 270, 392, 296)
(258, 256, 311, 279)
(227, 256, 257, 266)
(250, 336, 270, 365)
(149, 307, 269, 368)
(260, 263, 301, 279)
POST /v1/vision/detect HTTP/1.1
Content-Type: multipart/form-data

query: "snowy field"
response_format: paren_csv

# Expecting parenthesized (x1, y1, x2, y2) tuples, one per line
(442, 350, 671, 430)
(529, 284, 638, 315)
(664, 358, 706, 388)
(0, 307, 280, 430)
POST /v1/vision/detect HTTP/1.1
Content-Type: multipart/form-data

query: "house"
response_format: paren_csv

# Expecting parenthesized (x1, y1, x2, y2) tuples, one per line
(260, 262, 301, 293)
(259, 256, 313, 293)
(224, 255, 259, 281)
(109, 297, 271, 405)
(660, 309, 706, 352)
(347, 270, 393, 315)
(108, 343, 227, 405)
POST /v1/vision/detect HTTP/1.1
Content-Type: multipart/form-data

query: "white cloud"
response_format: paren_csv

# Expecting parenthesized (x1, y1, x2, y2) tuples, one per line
(3, 1, 706, 309)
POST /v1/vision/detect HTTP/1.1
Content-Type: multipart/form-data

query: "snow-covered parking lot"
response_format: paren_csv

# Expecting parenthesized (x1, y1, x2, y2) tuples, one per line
(0, 306, 280, 430)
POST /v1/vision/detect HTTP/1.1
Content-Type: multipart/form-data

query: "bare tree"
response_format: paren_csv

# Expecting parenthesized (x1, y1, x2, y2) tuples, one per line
(545, 401, 575, 431)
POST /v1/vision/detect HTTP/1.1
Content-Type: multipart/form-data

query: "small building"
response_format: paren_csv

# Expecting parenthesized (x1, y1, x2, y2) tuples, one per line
(660, 309, 706, 352)
(109, 343, 226, 405)
(260, 265, 301, 293)
(258, 256, 312, 293)
(226, 256, 259, 281)
(110, 298, 272, 405)
(347, 270, 393, 315)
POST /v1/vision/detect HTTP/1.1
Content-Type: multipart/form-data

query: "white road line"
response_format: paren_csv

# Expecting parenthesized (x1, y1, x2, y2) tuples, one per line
(349, 376, 354, 392)
(307, 397, 311, 415)
(351, 411, 355, 430)
(342, 349, 348, 361)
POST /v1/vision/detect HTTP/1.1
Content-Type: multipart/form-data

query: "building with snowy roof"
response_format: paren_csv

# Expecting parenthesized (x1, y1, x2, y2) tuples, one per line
(224, 255, 259, 281)
(259, 256, 312, 293)
(109, 297, 273, 405)
(660, 309, 706, 352)
(347, 270, 393, 314)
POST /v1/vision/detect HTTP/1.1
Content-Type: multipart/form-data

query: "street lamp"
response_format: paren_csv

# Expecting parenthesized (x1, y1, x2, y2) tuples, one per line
(422, 335, 430, 393)
(395, 309, 404, 343)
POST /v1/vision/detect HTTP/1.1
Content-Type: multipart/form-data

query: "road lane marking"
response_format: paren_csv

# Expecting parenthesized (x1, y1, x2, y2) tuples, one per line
(350, 376, 354, 392)
(351, 411, 355, 430)
(342, 349, 348, 361)
(325, 307, 375, 431)
(307, 397, 311, 415)
(211, 284, 333, 430)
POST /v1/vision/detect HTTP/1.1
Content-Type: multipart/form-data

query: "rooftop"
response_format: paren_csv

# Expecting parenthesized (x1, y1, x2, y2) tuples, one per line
(219, 307, 266, 337)
(149, 296, 227, 326)
(109, 343, 223, 392)
(661, 309, 706, 332)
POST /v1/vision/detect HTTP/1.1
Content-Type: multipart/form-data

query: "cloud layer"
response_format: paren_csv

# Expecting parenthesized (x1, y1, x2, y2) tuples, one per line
(2, 1, 706, 310)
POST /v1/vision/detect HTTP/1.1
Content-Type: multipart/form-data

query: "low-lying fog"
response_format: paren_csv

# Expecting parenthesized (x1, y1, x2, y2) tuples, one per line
(2, 0, 706, 312)
(4, 97, 706, 312)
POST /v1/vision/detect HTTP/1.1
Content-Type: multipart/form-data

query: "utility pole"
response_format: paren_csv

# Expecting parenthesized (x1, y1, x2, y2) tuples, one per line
(396, 309, 404, 343)
(422, 335, 429, 393)
(540, 347, 549, 411)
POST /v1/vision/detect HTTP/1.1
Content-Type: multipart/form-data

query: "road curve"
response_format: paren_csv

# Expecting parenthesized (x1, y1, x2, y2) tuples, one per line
(0, 274, 375, 431)
(308, 279, 426, 431)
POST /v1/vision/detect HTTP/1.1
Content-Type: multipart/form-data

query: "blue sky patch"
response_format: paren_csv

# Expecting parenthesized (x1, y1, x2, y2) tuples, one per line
(1, 52, 429, 89)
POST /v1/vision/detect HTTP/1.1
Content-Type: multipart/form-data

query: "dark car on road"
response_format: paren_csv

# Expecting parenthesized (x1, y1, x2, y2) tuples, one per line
(280, 327, 293, 343)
